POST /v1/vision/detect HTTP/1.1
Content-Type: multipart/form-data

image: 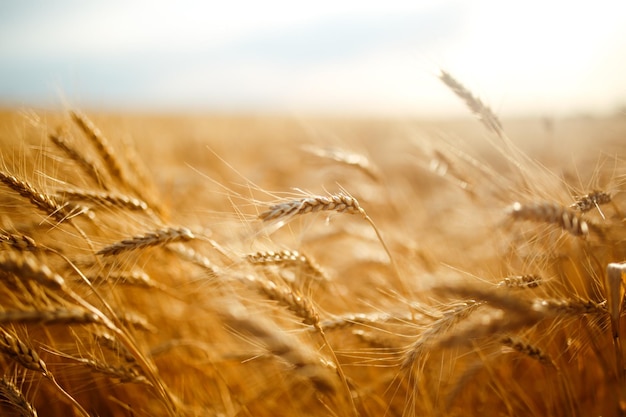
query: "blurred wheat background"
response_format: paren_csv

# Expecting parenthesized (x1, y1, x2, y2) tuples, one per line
(1, 2, 626, 417)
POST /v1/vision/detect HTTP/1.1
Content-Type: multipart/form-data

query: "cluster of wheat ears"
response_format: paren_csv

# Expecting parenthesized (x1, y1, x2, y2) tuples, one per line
(0, 71, 624, 416)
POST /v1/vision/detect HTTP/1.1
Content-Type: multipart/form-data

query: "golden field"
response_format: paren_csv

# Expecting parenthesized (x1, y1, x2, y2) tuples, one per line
(0, 75, 625, 416)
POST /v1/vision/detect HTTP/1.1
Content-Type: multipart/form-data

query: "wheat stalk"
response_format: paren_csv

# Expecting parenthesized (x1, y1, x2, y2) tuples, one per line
(96, 227, 195, 256)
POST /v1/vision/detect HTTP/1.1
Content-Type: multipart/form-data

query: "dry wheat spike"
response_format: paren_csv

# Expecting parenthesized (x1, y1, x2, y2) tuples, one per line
(500, 335, 554, 365)
(0, 251, 66, 290)
(97, 227, 195, 256)
(259, 193, 364, 222)
(0, 328, 48, 375)
(57, 189, 148, 211)
(49, 132, 109, 190)
(0, 377, 38, 417)
(497, 274, 542, 289)
(0, 171, 88, 223)
(0, 308, 100, 326)
(507, 201, 591, 237)
(439, 70, 503, 136)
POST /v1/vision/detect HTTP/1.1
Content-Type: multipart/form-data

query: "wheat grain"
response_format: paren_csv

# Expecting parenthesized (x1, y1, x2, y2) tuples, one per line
(96, 227, 195, 256)
(0, 377, 38, 417)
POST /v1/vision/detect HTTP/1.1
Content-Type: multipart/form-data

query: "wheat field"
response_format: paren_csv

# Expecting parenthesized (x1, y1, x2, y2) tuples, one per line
(0, 73, 625, 416)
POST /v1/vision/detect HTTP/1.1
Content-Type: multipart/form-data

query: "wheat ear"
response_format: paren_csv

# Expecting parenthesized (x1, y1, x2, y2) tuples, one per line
(439, 70, 503, 136)
(97, 226, 195, 256)
(0, 308, 101, 326)
(246, 249, 330, 282)
(302, 145, 380, 181)
(507, 201, 595, 238)
(497, 274, 542, 289)
(0, 171, 89, 223)
(0, 233, 39, 252)
(0, 377, 38, 417)
(0, 251, 66, 290)
(0, 328, 48, 375)
(49, 132, 108, 190)
(220, 305, 338, 393)
(244, 275, 357, 415)
(500, 335, 555, 366)
(402, 301, 481, 371)
(2, 252, 177, 414)
(56, 189, 148, 211)
(70, 110, 128, 185)
(0, 331, 91, 417)
(259, 192, 401, 286)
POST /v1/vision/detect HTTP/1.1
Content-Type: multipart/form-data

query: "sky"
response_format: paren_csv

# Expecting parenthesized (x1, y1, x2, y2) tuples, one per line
(1, 1, 626, 117)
